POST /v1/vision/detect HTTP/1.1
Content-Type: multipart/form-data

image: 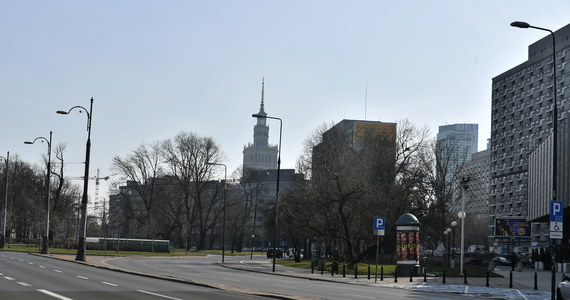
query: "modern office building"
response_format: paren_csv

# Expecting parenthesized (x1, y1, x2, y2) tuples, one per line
(436, 123, 479, 184)
(490, 23, 570, 252)
(242, 80, 278, 171)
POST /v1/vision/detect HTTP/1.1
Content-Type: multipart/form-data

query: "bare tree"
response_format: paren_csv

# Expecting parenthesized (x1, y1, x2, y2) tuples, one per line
(161, 131, 223, 250)
(111, 142, 164, 238)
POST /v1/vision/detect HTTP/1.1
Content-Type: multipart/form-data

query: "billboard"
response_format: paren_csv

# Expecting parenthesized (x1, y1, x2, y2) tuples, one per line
(396, 231, 420, 263)
(494, 218, 530, 238)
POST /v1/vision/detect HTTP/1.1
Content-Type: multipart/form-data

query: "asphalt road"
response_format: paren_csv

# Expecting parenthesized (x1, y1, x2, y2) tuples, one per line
(0, 252, 268, 300)
(107, 254, 474, 300)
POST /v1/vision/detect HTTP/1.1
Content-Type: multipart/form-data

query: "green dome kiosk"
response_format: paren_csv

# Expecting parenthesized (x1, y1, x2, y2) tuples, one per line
(395, 213, 421, 277)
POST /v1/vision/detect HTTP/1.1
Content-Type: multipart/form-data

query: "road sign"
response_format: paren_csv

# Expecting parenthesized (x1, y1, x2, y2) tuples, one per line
(373, 217, 386, 236)
(550, 201, 563, 239)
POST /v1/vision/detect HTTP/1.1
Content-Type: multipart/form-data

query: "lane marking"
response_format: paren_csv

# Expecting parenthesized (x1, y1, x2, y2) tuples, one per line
(4, 276, 15, 280)
(137, 290, 184, 300)
(39, 266, 46, 269)
(37, 289, 73, 300)
(0, 273, 3, 276)
(516, 289, 529, 300)
(18, 282, 31, 286)
(28, 262, 34, 265)
(76, 276, 88, 280)
(54, 270, 63, 273)
(102, 282, 118, 286)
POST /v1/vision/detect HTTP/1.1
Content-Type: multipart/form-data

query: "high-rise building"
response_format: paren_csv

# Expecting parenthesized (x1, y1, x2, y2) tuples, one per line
(436, 123, 479, 184)
(243, 79, 278, 171)
(490, 23, 570, 252)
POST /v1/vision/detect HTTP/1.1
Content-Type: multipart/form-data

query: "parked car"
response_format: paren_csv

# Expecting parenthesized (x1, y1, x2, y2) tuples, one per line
(558, 275, 570, 299)
(491, 256, 512, 266)
(519, 257, 534, 268)
(266, 248, 283, 259)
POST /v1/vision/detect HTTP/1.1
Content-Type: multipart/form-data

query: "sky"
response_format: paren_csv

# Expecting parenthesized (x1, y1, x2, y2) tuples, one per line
(1, 1, 570, 207)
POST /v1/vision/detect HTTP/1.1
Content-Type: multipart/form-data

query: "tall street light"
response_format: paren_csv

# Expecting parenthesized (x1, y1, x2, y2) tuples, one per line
(57, 97, 93, 261)
(0, 152, 9, 249)
(511, 21, 557, 300)
(451, 220, 457, 269)
(206, 162, 227, 263)
(25, 132, 52, 254)
(252, 113, 282, 272)
(459, 177, 470, 276)
(446, 227, 451, 266)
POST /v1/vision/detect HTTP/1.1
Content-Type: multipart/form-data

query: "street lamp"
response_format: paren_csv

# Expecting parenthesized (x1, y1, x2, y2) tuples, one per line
(25, 131, 52, 254)
(0, 152, 8, 249)
(57, 97, 93, 261)
(446, 228, 451, 266)
(206, 162, 227, 263)
(252, 113, 282, 272)
(459, 177, 469, 276)
(451, 221, 458, 269)
(511, 21, 558, 300)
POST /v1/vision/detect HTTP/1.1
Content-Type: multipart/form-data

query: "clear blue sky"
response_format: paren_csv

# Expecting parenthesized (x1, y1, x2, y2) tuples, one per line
(1, 1, 569, 204)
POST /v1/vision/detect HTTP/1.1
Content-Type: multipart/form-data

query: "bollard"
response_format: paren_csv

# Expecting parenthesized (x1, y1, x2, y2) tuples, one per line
(534, 272, 538, 290)
(409, 266, 413, 282)
(442, 270, 446, 284)
(368, 265, 371, 280)
(394, 266, 398, 283)
(463, 270, 468, 285)
(354, 264, 358, 279)
(424, 268, 427, 282)
(380, 265, 384, 281)
(331, 262, 334, 276)
(321, 262, 324, 275)
(509, 271, 513, 289)
(343, 263, 346, 277)
(486, 271, 489, 287)
(311, 262, 314, 274)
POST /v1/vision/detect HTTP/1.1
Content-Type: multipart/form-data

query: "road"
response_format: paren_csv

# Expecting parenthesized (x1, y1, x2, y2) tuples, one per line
(106, 254, 474, 300)
(0, 252, 268, 300)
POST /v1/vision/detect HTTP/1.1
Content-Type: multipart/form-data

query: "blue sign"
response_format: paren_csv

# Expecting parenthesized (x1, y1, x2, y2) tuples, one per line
(551, 201, 563, 222)
(374, 217, 386, 230)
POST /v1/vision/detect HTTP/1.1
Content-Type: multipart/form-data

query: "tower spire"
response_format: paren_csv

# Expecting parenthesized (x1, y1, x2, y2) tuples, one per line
(258, 78, 267, 116)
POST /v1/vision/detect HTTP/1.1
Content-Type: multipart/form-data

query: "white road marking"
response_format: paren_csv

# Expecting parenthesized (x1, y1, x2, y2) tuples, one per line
(54, 270, 63, 273)
(102, 281, 118, 286)
(137, 290, 183, 300)
(76, 275, 88, 280)
(516, 289, 529, 300)
(4, 276, 15, 280)
(0, 273, 3, 276)
(39, 266, 46, 269)
(28, 262, 34, 265)
(17, 282, 31, 286)
(37, 289, 73, 300)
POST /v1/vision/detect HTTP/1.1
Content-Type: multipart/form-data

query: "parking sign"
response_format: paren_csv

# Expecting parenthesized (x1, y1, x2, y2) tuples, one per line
(373, 217, 386, 236)
(550, 201, 563, 239)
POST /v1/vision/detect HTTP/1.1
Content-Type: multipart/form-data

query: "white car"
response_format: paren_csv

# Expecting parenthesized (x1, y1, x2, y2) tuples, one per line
(557, 275, 570, 299)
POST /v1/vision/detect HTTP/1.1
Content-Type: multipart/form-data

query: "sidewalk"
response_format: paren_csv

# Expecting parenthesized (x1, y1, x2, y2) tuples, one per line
(220, 259, 556, 300)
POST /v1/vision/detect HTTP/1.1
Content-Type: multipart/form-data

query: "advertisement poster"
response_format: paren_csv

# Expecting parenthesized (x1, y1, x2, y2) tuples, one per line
(396, 231, 419, 262)
(494, 218, 530, 238)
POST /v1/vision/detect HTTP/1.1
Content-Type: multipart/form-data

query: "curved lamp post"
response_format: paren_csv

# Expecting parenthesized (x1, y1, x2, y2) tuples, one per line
(25, 132, 52, 254)
(252, 113, 282, 272)
(0, 152, 8, 249)
(206, 162, 227, 263)
(511, 21, 557, 300)
(57, 97, 93, 261)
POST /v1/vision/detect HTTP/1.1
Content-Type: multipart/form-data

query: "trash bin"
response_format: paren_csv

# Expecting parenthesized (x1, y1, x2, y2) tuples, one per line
(318, 259, 326, 271)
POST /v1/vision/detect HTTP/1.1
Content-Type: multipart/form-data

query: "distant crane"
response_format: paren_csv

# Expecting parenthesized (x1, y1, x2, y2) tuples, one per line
(67, 169, 109, 239)
(67, 169, 110, 205)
